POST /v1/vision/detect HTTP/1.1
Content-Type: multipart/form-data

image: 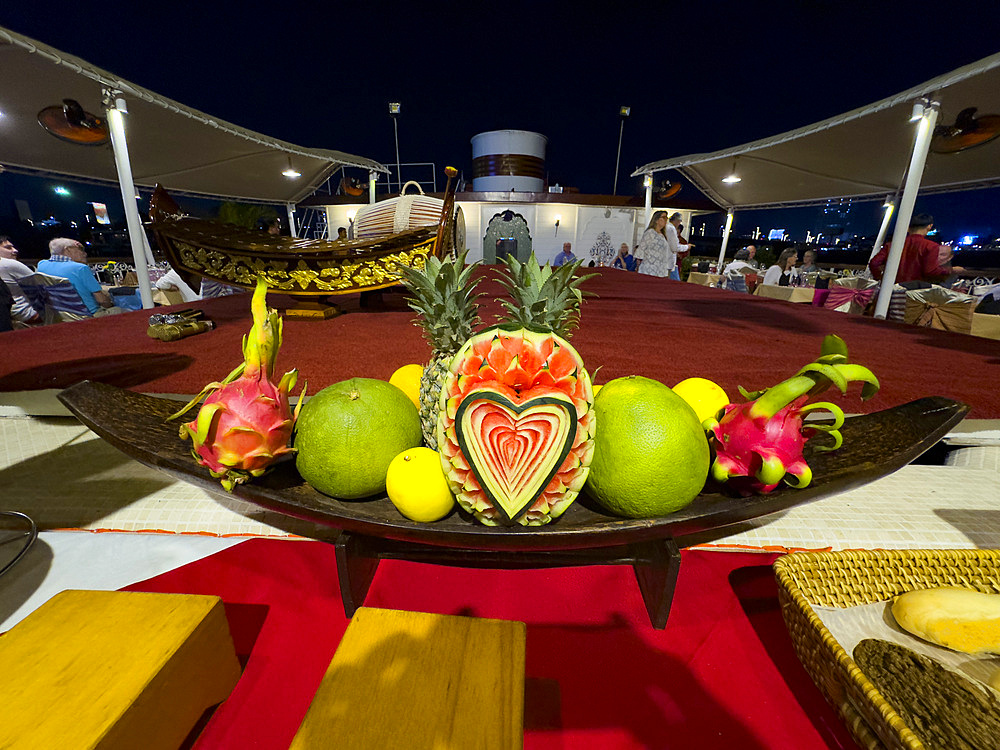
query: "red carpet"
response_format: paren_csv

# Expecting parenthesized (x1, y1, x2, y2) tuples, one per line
(124, 540, 858, 749)
(3, 269, 999, 418)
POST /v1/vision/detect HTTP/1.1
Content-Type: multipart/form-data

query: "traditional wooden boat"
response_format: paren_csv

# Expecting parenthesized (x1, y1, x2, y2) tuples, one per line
(148, 167, 458, 317)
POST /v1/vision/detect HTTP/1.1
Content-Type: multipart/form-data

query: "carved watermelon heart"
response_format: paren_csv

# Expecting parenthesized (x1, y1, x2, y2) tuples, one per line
(454, 389, 578, 524)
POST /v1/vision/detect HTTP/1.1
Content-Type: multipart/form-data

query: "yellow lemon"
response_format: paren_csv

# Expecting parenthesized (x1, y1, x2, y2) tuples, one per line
(671, 377, 730, 424)
(593, 384, 603, 396)
(389, 363, 423, 409)
(385, 447, 455, 522)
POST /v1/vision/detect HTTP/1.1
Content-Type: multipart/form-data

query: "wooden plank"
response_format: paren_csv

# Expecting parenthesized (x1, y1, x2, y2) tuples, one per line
(0, 589, 241, 750)
(291, 607, 526, 750)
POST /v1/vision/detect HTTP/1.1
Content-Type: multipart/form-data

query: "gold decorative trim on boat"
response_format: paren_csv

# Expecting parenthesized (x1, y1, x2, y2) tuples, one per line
(148, 167, 459, 300)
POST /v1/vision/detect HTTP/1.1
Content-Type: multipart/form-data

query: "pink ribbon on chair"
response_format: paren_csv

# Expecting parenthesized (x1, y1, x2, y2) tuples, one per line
(823, 286, 875, 313)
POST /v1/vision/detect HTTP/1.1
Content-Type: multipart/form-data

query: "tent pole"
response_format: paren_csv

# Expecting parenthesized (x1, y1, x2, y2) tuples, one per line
(643, 173, 653, 228)
(369, 170, 377, 204)
(868, 197, 896, 261)
(717, 209, 735, 269)
(873, 102, 939, 319)
(286, 204, 298, 238)
(103, 89, 153, 310)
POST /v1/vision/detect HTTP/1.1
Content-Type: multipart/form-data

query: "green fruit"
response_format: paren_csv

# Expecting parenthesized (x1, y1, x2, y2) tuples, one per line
(584, 375, 710, 518)
(295, 377, 422, 499)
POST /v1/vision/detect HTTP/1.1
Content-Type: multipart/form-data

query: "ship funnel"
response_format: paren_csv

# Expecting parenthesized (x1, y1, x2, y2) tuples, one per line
(470, 130, 547, 192)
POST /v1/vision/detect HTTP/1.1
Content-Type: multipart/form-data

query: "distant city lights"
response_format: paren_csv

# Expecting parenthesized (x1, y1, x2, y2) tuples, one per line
(53, 186, 70, 196)
(958, 235, 978, 246)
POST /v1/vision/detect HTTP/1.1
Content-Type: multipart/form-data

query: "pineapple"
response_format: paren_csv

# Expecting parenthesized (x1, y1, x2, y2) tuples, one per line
(436, 253, 598, 526)
(398, 250, 482, 449)
(494, 253, 594, 337)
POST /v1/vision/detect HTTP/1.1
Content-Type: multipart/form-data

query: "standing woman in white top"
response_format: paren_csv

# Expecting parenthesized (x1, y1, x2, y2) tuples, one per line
(763, 248, 799, 286)
(635, 211, 670, 277)
(664, 212, 693, 281)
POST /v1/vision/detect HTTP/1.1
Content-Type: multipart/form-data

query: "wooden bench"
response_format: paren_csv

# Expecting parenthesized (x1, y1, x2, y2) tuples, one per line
(0, 590, 241, 749)
(291, 607, 526, 749)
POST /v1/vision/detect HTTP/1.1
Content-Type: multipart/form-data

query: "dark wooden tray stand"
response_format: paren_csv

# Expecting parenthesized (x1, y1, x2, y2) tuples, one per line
(336, 532, 682, 628)
(56, 382, 970, 630)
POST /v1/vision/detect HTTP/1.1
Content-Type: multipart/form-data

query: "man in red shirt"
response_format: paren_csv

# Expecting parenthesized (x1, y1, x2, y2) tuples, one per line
(869, 213, 963, 283)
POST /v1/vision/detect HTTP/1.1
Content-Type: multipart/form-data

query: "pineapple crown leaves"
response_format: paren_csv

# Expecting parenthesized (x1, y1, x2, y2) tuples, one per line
(495, 252, 598, 338)
(398, 250, 483, 353)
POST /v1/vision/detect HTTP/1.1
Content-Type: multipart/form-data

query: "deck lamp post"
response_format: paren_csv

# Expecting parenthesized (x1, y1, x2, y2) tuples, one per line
(389, 102, 401, 193)
(611, 107, 632, 195)
(102, 88, 154, 310)
(613, 106, 630, 196)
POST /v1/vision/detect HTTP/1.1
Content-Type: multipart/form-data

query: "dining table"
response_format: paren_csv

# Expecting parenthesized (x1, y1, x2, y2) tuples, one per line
(2, 267, 1000, 749)
(684, 271, 722, 287)
(753, 283, 818, 304)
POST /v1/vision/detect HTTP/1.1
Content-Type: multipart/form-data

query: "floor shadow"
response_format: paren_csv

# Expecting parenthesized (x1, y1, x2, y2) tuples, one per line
(522, 616, 772, 749)
(728, 564, 859, 749)
(667, 291, 832, 337)
(934, 509, 1000, 548)
(0, 536, 53, 626)
(0, 433, 174, 530)
(0, 353, 194, 391)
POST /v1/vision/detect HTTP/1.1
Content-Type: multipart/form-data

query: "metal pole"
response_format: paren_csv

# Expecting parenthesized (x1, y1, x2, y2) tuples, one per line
(613, 118, 625, 196)
(369, 170, 377, 204)
(393, 116, 401, 194)
(286, 203, 298, 238)
(868, 198, 895, 261)
(103, 90, 153, 309)
(140, 231, 156, 266)
(717, 209, 735, 270)
(873, 103, 939, 319)
(643, 174, 653, 228)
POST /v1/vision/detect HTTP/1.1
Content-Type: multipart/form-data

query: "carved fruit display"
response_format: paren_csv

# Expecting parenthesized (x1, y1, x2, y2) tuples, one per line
(436, 253, 597, 526)
(437, 326, 595, 525)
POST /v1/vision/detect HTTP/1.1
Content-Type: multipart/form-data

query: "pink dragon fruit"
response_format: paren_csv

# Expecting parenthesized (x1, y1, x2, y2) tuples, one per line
(703, 335, 878, 495)
(169, 278, 303, 491)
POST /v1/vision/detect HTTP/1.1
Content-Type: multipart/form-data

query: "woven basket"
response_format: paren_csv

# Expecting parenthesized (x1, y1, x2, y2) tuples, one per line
(774, 549, 1000, 750)
(353, 181, 443, 240)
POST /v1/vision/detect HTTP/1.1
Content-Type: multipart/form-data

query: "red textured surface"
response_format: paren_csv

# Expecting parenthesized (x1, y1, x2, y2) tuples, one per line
(124, 540, 859, 750)
(2, 268, 998, 417)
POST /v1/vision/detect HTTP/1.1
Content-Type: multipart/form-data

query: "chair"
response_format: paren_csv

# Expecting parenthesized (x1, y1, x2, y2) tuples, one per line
(17, 273, 92, 324)
(200, 279, 245, 299)
(13, 278, 46, 318)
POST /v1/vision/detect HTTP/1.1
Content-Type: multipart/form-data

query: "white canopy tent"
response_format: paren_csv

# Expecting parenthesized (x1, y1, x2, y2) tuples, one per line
(632, 51, 1000, 316)
(0, 26, 388, 307)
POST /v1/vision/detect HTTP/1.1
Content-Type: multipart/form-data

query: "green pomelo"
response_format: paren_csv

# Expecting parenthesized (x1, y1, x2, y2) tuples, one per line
(584, 375, 710, 518)
(295, 377, 422, 499)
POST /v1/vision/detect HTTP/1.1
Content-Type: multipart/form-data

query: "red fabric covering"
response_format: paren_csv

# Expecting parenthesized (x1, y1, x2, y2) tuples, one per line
(2, 268, 999, 417)
(123, 540, 857, 749)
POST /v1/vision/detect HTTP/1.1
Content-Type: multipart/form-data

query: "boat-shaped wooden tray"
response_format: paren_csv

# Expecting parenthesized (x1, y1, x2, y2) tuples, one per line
(58, 381, 968, 552)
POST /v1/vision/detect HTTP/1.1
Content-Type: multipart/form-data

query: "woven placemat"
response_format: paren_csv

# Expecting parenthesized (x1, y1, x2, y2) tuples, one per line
(2, 415, 999, 546)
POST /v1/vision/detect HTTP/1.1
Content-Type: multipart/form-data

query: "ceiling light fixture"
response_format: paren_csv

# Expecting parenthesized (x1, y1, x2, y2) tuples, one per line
(722, 157, 742, 184)
(282, 155, 301, 179)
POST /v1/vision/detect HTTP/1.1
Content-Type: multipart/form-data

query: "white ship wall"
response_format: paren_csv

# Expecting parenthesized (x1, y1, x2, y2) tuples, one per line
(457, 201, 692, 266)
(326, 201, 694, 266)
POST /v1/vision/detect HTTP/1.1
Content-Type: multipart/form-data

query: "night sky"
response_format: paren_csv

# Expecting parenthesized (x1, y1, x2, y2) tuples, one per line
(3, 1, 1000, 240)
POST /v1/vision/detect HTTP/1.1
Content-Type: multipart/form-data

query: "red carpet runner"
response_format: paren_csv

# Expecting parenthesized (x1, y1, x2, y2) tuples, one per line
(125, 540, 857, 749)
(4, 269, 999, 418)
